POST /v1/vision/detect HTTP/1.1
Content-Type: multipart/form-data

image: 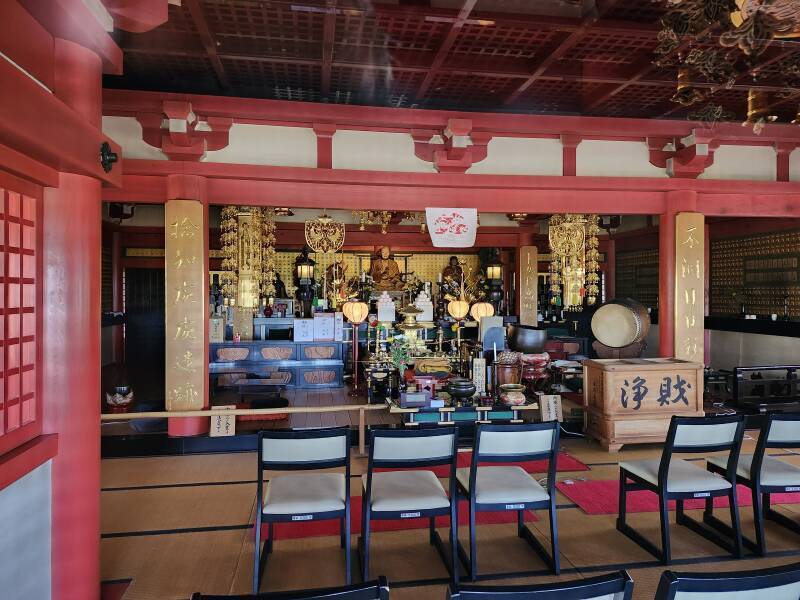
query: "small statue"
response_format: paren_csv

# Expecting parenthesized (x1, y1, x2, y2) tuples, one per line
(443, 255, 463, 282)
(325, 256, 349, 303)
(370, 246, 404, 291)
(273, 272, 287, 299)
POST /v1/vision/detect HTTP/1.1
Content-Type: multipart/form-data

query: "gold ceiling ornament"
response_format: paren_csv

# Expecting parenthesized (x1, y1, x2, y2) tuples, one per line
(261, 207, 277, 297)
(743, 89, 779, 133)
(671, 67, 708, 106)
(507, 213, 528, 223)
(548, 214, 601, 311)
(305, 212, 345, 253)
(658, 0, 800, 126)
(273, 207, 294, 217)
(352, 210, 425, 234)
(688, 102, 736, 127)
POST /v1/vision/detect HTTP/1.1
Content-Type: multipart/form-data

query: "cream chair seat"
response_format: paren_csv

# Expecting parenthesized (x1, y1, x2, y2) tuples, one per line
(456, 466, 549, 505)
(620, 459, 732, 494)
(264, 473, 346, 515)
(362, 471, 449, 512)
(707, 454, 800, 488)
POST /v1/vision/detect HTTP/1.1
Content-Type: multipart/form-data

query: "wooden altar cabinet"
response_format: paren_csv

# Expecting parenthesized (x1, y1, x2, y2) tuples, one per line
(583, 358, 704, 452)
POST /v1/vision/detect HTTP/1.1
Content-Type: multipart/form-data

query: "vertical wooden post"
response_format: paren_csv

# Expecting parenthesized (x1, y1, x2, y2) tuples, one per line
(674, 213, 705, 363)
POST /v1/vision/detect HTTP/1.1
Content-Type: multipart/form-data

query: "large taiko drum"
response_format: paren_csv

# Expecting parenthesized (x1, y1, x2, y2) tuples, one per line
(590, 298, 650, 349)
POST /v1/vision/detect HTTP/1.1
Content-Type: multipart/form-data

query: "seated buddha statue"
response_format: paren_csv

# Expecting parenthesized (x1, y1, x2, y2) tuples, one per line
(370, 246, 404, 291)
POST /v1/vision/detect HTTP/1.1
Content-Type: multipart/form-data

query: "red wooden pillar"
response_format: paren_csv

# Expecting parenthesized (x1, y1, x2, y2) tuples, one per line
(41, 38, 103, 600)
(658, 190, 697, 358)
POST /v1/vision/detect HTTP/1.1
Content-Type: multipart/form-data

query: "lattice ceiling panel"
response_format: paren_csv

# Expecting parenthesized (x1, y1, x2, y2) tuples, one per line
(102, 0, 798, 121)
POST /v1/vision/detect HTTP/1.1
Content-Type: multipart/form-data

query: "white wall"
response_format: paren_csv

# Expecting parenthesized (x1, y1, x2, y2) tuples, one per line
(467, 137, 562, 175)
(205, 124, 317, 167)
(332, 131, 435, 173)
(576, 140, 667, 178)
(700, 145, 776, 181)
(102, 116, 167, 160)
(708, 330, 800, 371)
(0, 461, 52, 600)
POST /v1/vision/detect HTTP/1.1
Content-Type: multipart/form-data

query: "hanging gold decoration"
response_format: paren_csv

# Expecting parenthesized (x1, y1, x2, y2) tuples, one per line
(262, 207, 277, 297)
(220, 206, 239, 300)
(743, 89, 779, 134)
(305, 213, 345, 253)
(548, 214, 600, 311)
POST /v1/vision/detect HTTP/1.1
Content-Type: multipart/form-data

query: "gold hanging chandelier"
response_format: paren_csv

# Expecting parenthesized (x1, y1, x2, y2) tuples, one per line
(305, 212, 345, 253)
(351, 210, 425, 234)
(547, 214, 601, 311)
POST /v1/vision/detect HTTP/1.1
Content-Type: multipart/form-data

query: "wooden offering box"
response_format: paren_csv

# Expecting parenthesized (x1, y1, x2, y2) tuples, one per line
(583, 358, 704, 452)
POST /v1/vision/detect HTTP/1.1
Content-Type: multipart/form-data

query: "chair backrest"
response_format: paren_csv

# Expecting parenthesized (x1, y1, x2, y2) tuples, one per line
(191, 576, 390, 599)
(654, 562, 800, 600)
(369, 427, 457, 469)
(659, 415, 744, 486)
(448, 570, 633, 599)
(258, 427, 350, 471)
(750, 413, 800, 485)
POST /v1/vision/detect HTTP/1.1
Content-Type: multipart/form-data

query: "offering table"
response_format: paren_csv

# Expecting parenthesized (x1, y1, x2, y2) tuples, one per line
(583, 358, 704, 452)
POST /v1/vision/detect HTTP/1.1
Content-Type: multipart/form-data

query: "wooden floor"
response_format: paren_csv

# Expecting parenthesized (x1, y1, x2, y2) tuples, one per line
(101, 429, 800, 599)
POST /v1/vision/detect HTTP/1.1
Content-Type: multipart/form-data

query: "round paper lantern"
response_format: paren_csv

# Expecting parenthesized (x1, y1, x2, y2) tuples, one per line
(342, 300, 369, 324)
(447, 298, 470, 321)
(470, 301, 495, 321)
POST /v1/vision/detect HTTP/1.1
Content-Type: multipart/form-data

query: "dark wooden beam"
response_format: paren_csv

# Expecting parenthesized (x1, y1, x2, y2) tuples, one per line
(414, 0, 478, 101)
(321, 0, 337, 99)
(503, 0, 622, 106)
(185, 0, 230, 89)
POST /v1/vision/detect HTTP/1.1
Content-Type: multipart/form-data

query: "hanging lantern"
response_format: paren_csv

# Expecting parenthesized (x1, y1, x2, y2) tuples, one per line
(672, 67, 706, 106)
(469, 301, 495, 321)
(342, 300, 369, 324)
(743, 89, 778, 134)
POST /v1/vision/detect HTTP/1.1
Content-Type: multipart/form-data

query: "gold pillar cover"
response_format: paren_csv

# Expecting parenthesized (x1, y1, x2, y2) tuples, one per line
(519, 246, 539, 326)
(674, 212, 705, 362)
(165, 199, 206, 411)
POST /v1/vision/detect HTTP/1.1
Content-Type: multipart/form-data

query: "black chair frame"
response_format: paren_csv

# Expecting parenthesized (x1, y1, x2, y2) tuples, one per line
(448, 570, 633, 599)
(254, 428, 352, 594)
(654, 561, 800, 600)
(617, 414, 745, 564)
(359, 427, 460, 584)
(192, 576, 389, 600)
(707, 412, 800, 555)
(456, 422, 560, 580)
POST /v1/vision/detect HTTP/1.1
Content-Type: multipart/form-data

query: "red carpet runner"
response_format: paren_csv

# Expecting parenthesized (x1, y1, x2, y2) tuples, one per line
(262, 497, 540, 540)
(556, 479, 800, 515)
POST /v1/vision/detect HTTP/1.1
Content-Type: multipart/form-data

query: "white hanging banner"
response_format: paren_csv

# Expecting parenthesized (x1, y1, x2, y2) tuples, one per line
(425, 208, 478, 248)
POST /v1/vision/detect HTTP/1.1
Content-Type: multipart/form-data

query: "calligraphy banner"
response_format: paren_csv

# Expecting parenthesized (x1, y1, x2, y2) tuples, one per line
(674, 212, 705, 362)
(425, 208, 478, 248)
(165, 199, 206, 411)
(519, 246, 538, 326)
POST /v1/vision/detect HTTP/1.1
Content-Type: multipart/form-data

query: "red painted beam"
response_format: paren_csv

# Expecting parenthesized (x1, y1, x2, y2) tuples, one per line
(0, 58, 120, 185)
(415, 0, 478, 101)
(185, 0, 229, 89)
(320, 0, 336, 99)
(0, 0, 55, 90)
(104, 0, 168, 33)
(102, 88, 800, 144)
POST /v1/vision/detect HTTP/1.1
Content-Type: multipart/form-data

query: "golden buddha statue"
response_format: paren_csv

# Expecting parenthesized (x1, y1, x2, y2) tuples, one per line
(370, 246, 404, 291)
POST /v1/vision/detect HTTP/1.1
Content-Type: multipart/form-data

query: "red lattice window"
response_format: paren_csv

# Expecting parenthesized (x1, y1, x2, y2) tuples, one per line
(0, 184, 40, 456)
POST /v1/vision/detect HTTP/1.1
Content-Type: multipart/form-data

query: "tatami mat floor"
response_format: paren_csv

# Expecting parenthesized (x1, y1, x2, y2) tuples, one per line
(101, 435, 800, 599)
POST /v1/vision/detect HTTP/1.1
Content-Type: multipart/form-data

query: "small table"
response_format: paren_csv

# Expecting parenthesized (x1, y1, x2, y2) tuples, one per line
(387, 398, 539, 425)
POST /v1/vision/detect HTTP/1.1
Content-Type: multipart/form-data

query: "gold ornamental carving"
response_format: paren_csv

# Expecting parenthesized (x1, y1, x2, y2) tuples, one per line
(305, 213, 345, 254)
(674, 212, 705, 362)
(165, 199, 206, 411)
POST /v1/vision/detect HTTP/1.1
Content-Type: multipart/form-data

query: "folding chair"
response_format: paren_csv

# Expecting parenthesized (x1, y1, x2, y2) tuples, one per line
(617, 414, 745, 564)
(448, 570, 633, 599)
(254, 428, 351, 594)
(456, 422, 560, 580)
(360, 427, 459, 584)
(707, 412, 800, 555)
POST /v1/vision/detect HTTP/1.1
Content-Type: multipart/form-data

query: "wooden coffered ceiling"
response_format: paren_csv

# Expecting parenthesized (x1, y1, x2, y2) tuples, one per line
(102, 0, 800, 121)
